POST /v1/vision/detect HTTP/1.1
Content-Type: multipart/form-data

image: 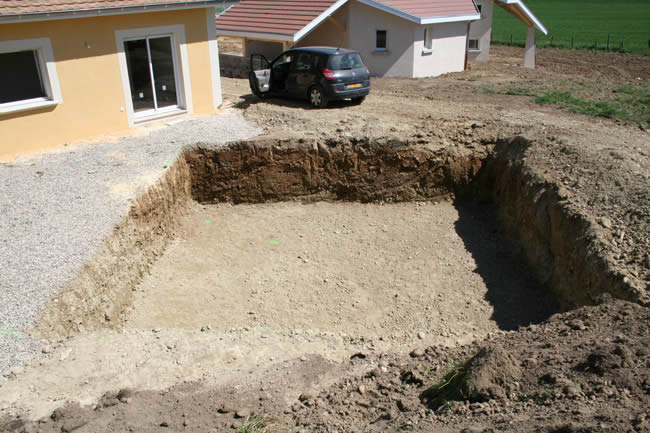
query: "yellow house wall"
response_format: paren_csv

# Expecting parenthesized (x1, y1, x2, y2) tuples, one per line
(0, 8, 215, 160)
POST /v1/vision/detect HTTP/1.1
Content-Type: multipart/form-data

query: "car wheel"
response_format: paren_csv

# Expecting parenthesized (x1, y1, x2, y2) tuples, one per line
(309, 86, 328, 108)
(351, 96, 366, 105)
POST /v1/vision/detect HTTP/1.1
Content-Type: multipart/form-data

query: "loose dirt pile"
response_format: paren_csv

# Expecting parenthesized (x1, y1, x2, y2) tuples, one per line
(5, 299, 648, 433)
(289, 297, 650, 433)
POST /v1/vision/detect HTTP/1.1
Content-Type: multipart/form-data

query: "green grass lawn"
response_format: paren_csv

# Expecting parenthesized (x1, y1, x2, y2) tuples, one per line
(492, 0, 650, 55)
(481, 82, 650, 126)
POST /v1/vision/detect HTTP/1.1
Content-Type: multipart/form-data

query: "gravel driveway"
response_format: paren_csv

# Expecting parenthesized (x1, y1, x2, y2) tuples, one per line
(0, 111, 261, 377)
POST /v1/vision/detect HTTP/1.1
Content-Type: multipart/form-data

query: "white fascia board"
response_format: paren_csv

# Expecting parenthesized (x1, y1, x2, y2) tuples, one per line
(421, 13, 481, 24)
(0, 2, 220, 24)
(497, 0, 547, 34)
(356, 0, 421, 23)
(294, 0, 350, 42)
(215, 28, 294, 42)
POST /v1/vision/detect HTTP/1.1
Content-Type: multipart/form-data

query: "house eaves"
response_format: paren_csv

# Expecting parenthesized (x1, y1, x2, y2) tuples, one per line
(495, 0, 547, 34)
(0, 1, 222, 24)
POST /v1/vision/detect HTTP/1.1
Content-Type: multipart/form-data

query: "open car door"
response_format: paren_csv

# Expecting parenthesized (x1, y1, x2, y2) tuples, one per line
(249, 54, 271, 98)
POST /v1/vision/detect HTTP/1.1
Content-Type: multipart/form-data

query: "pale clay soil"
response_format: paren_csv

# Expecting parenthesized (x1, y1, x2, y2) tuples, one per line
(127, 201, 554, 334)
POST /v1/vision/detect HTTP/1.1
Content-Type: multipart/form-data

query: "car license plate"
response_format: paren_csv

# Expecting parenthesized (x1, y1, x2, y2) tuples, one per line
(348, 83, 362, 88)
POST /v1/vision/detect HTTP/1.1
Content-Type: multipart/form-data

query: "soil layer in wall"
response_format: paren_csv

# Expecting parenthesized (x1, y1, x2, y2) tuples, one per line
(35, 155, 193, 337)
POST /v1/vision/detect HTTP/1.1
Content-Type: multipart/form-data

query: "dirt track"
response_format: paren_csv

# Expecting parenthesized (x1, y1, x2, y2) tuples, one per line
(1, 46, 649, 432)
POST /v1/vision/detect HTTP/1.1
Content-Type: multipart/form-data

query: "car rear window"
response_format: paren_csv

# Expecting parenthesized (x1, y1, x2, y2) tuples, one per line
(327, 53, 364, 70)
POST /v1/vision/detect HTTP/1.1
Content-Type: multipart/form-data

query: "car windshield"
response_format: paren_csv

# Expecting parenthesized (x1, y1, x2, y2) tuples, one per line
(327, 53, 364, 70)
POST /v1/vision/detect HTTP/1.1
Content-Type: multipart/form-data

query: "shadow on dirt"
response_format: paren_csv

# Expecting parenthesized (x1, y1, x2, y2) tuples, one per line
(233, 93, 363, 110)
(453, 201, 559, 330)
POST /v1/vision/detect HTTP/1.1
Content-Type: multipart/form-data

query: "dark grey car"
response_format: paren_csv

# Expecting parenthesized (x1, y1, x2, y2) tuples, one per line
(249, 47, 371, 108)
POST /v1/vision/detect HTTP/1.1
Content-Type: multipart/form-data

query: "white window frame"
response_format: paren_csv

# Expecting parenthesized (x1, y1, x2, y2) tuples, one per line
(115, 24, 193, 126)
(468, 38, 480, 51)
(375, 29, 388, 52)
(0, 38, 62, 115)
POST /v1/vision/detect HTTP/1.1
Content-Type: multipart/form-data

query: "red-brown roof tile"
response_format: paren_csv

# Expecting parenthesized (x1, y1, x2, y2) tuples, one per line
(216, 0, 338, 37)
(0, 0, 215, 16)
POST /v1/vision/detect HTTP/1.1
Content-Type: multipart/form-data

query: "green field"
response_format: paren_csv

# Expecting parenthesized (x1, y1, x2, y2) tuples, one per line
(492, 0, 650, 55)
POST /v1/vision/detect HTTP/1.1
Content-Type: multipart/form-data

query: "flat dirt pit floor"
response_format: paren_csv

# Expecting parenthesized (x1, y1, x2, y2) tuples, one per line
(127, 201, 557, 349)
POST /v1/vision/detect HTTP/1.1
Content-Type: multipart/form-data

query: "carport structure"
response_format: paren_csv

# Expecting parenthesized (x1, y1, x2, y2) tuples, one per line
(494, 0, 547, 67)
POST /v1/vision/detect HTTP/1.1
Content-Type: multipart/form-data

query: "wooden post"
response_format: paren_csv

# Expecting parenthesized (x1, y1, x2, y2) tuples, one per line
(523, 25, 536, 69)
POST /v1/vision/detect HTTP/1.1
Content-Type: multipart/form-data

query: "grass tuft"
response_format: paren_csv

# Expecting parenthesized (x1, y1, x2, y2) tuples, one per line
(503, 87, 534, 96)
(420, 363, 473, 408)
(237, 415, 273, 433)
(535, 91, 631, 119)
(518, 388, 557, 405)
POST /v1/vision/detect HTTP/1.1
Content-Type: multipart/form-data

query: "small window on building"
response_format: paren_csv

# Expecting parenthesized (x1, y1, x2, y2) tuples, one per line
(376, 30, 387, 50)
(0, 50, 47, 104)
(424, 27, 433, 50)
(0, 38, 61, 114)
(468, 39, 480, 51)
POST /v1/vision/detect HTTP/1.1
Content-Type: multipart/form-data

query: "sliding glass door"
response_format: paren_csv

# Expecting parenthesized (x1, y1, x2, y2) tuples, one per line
(124, 35, 180, 118)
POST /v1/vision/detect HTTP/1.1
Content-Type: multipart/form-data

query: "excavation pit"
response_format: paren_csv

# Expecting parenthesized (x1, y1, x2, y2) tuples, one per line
(125, 200, 557, 344)
(9, 134, 640, 425)
(37, 135, 639, 343)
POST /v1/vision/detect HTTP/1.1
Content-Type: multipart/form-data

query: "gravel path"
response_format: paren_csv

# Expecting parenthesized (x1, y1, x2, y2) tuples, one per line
(0, 111, 261, 377)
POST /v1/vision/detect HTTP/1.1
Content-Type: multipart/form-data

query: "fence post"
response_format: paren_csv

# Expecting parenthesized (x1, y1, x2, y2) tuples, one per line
(607, 33, 610, 51)
(510, 34, 512, 45)
(571, 36, 574, 49)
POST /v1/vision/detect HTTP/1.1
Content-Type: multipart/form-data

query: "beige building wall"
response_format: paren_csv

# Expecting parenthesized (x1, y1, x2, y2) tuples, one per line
(0, 8, 217, 160)
(347, 1, 415, 78)
(245, 39, 284, 59)
(296, 4, 350, 49)
(468, 0, 494, 61)
(412, 22, 468, 78)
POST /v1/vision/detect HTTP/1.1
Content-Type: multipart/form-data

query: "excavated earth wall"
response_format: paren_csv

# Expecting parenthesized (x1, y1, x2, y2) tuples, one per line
(470, 138, 643, 308)
(34, 135, 643, 337)
(36, 155, 193, 337)
(186, 136, 643, 309)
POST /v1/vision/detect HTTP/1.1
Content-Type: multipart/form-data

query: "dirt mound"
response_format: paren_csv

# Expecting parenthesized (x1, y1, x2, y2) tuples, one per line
(420, 344, 522, 408)
(286, 298, 649, 432)
(465, 344, 522, 401)
(6, 299, 646, 432)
